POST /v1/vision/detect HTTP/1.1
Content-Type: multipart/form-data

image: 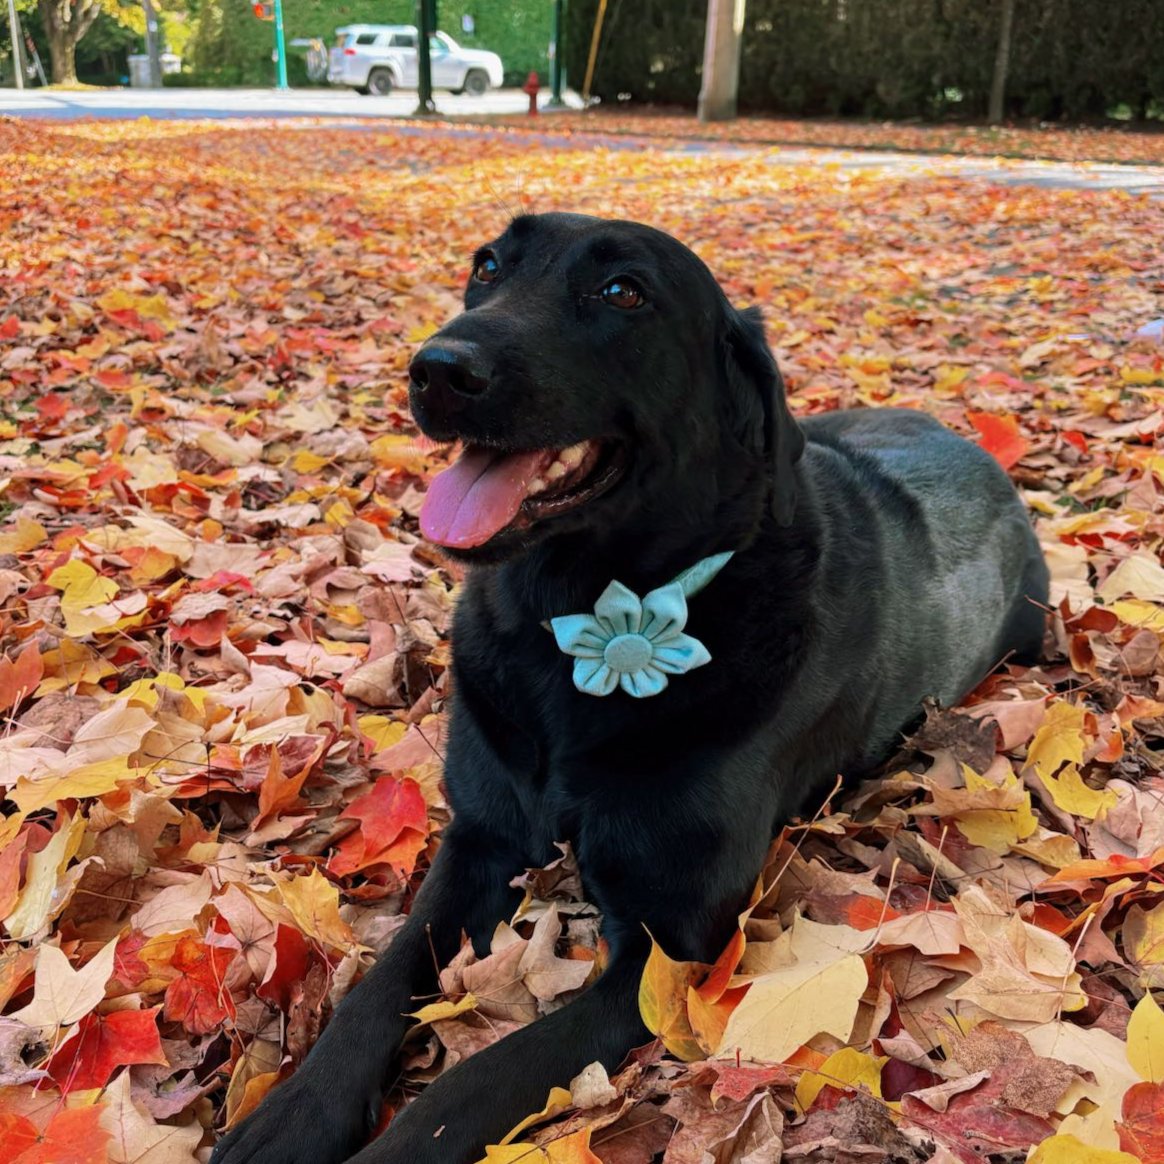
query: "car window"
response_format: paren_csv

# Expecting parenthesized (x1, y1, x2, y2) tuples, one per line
(335, 33, 351, 48)
(390, 33, 417, 47)
(355, 33, 379, 45)
(429, 36, 448, 55)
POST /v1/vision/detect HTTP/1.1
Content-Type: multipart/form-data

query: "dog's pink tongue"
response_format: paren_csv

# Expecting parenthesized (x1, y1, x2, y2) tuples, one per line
(420, 447, 548, 548)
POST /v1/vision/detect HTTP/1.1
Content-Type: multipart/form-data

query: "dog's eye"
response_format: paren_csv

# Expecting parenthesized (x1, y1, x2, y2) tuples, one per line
(473, 254, 500, 284)
(600, 279, 644, 310)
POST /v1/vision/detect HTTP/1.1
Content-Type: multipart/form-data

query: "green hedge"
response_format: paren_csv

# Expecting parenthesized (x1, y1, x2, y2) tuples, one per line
(187, 0, 551, 89)
(565, 0, 1164, 120)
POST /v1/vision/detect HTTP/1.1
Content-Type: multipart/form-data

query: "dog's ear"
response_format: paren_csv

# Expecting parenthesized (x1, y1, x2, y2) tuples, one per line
(723, 306, 805, 525)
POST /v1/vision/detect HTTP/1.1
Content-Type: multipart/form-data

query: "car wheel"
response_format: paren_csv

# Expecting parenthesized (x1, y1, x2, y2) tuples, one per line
(367, 69, 393, 96)
(463, 69, 489, 96)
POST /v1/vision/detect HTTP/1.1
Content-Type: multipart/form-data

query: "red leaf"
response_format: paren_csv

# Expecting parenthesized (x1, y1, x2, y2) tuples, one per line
(0, 316, 19, 340)
(257, 924, 312, 1010)
(1118, 1081, 1164, 1162)
(0, 1113, 39, 1164)
(45, 1006, 166, 1093)
(328, 777, 429, 878)
(967, 411, 1030, 471)
(10, 1106, 110, 1164)
(901, 1080, 1054, 1164)
(0, 643, 44, 715)
(169, 609, 229, 648)
(164, 935, 237, 1034)
(0, 830, 31, 920)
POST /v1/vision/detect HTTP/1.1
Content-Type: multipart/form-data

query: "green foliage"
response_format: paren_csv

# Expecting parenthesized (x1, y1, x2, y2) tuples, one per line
(186, 0, 552, 89)
(565, 0, 1164, 122)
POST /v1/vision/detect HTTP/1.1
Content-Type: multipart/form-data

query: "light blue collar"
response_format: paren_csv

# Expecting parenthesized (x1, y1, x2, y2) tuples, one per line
(549, 551, 734, 698)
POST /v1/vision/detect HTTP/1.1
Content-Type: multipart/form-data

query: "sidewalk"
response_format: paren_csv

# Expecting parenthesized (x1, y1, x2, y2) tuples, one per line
(0, 84, 585, 120)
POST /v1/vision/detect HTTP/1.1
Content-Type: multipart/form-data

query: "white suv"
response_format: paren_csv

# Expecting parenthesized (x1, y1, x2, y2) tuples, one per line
(328, 25, 504, 97)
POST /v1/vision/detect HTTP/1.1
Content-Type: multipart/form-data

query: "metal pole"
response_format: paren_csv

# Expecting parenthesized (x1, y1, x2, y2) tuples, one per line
(273, 0, 289, 90)
(581, 0, 605, 103)
(548, 0, 564, 107)
(414, 0, 435, 114)
(5, 0, 23, 88)
(143, 0, 161, 87)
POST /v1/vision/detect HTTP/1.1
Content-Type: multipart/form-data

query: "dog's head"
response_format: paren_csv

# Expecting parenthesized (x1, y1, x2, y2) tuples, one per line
(409, 213, 804, 561)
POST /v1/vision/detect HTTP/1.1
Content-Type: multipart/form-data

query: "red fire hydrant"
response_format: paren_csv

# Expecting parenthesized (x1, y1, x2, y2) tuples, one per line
(522, 71, 540, 116)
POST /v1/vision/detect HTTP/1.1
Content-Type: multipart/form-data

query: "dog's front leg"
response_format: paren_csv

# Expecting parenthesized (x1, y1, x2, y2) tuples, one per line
(211, 825, 520, 1164)
(346, 955, 650, 1164)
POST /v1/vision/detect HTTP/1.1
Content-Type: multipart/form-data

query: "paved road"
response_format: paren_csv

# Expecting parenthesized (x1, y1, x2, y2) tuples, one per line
(2, 88, 1162, 198)
(0, 85, 583, 120)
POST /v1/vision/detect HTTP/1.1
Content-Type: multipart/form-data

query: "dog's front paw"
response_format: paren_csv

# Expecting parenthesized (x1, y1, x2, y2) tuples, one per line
(210, 1073, 372, 1164)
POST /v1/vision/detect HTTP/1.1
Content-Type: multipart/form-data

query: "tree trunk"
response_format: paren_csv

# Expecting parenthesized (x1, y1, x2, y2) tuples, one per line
(988, 0, 1017, 124)
(699, 0, 746, 122)
(38, 0, 102, 86)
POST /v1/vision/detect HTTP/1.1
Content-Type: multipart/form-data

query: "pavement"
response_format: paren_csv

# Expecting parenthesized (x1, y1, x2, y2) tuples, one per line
(2, 87, 1162, 198)
(0, 84, 584, 120)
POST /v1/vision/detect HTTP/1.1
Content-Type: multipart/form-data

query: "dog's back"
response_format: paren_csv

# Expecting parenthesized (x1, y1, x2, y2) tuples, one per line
(797, 408, 1048, 765)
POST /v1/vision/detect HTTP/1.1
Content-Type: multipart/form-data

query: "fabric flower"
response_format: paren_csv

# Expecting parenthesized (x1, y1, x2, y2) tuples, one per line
(549, 552, 733, 698)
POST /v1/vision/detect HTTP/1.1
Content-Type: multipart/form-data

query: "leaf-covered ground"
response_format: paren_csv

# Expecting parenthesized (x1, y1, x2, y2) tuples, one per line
(1, 115, 1163, 1164)
(487, 109, 1164, 166)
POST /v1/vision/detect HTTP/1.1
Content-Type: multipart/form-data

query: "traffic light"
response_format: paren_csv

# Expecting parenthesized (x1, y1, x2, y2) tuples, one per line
(252, 3, 273, 19)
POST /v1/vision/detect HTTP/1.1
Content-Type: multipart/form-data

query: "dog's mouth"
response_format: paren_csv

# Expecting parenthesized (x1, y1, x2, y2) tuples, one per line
(419, 439, 624, 549)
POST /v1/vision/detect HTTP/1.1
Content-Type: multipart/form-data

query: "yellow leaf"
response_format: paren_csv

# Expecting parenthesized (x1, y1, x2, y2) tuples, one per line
(1096, 554, 1164, 603)
(795, 1047, 886, 1111)
(481, 1129, 600, 1164)
(3, 811, 87, 940)
(1038, 763, 1118, 822)
(407, 994, 479, 1026)
(353, 712, 409, 749)
(1120, 366, 1162, 385)
(272, 868, 354, 950)
(290, 449, 332, 473)
(952, 764, 1039, 852)
(47, 559, 118, 609)
(1127, 991, 1164, 1082)
(1109, 599, 1164, 633)
(717, 915, 868, 1063)
(1026, 701, 1087, 781)
(10, 757, 144, 814)
(405, 321, 439, 343)
(0, 517, 46, 554)
(638, 936, 705, 1061)
(496, 1087, 574, 1146)
(1124, 899, 1164, 989)
(95, 287, 178, 330)
(369, 433, 431, 474)
(1028, 1134, 1139, 1164)
(36, 639, 118, 692)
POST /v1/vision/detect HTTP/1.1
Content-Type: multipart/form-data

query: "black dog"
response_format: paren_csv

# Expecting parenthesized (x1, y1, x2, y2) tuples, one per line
(213, 213, 1049, 1164)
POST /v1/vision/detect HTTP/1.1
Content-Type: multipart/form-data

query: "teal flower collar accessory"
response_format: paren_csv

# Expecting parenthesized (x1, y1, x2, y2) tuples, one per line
(549, 551, 734, 698)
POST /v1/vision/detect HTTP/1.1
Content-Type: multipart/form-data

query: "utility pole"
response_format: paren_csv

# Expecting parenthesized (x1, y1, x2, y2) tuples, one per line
(548, 0, 565, 107)
(142, 0, 162, 87)
(698, 0, 745, 123)
(5, 0, 23, 88)
(273, 0, 289, 90)
(415, 0, 435, 113)
(988, 0, 1015, 125)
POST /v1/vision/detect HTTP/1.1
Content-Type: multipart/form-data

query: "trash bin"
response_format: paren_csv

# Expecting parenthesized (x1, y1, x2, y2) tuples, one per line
(127, 54, 152, 87)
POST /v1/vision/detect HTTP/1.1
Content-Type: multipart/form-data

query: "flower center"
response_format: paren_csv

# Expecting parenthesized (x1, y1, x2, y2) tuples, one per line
(603, 633, 654, 673)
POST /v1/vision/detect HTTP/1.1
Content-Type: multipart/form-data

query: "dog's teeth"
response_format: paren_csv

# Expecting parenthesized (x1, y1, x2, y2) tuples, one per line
(545, 462, 568, 481)
(527, 478, 548, 495)
(559, 443, 587, 468)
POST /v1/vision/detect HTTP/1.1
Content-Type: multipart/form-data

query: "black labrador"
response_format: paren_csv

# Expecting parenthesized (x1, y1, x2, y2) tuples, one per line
(213, 213, 1049, 1164)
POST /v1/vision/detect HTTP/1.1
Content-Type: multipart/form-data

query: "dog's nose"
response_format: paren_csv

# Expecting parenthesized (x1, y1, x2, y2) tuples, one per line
(409, 341, 491, 399)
